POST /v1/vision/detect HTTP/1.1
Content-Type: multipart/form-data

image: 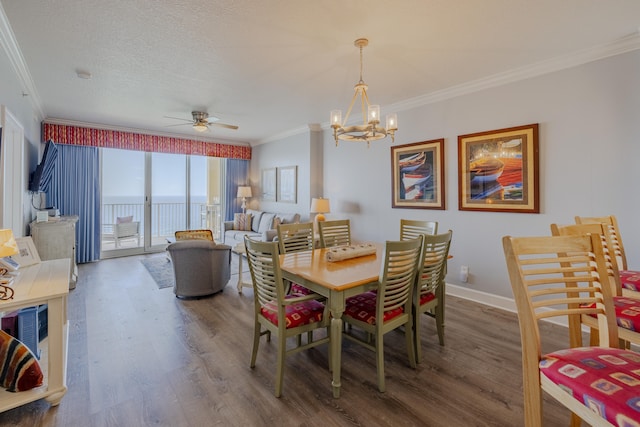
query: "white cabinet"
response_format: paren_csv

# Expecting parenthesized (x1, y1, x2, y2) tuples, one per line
(0, 259, 69, 412)
(29, 216, 78, 289)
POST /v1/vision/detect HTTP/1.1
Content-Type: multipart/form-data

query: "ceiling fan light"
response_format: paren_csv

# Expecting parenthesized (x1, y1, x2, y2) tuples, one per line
(193, 123, 208, 132)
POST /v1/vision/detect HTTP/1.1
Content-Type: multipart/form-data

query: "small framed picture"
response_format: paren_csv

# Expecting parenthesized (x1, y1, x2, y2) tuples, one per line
(13, 236, 41, 267)
(391, 139, 445, 209)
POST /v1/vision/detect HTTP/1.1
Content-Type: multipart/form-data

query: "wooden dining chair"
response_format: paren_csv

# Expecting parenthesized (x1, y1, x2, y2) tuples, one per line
(503, 233, 640, 427)
(400, 219, 438, 240)
(342, 236, 423, 392)
(277, 222, 315, 296)
(551, 222, 640, 348)
(413, 231, 452, 361)
(243, 236, 330, 397)
(318, 219, 351, 248)
(276, 222, 314, 254)
(575, 215, 640, 296)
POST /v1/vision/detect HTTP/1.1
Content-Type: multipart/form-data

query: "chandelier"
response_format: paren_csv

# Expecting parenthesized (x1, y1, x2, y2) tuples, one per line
(330, 38, 397, 147)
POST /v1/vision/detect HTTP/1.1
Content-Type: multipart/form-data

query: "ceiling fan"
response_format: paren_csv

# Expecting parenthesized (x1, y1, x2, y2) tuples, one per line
(164, 111, 239, 133)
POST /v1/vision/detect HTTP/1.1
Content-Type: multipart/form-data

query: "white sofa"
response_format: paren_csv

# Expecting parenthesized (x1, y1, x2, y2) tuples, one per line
(223, 209, 301, 247)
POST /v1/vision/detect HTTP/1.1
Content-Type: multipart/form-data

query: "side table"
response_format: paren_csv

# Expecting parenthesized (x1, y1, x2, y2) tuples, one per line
(231, 243, 252, 294)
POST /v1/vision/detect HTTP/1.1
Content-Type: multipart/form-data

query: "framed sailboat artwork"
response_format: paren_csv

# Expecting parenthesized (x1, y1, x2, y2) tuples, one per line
(391, 139, 445, 210)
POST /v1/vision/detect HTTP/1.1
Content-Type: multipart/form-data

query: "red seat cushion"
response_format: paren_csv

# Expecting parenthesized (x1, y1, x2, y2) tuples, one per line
(344, 291, 404, 325)
(419, 291, 436, 305)
(261, 296, 325, 328)
(540, 347, 640, 425)
(585, 297, 640, 332)
(290, 283, 312, 295)
(621, 270, 640, 292)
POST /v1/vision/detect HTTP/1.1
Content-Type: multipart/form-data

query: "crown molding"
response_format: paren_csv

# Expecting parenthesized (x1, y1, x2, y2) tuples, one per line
(0, 3, 45, 120)
(390, 31, 640, 113)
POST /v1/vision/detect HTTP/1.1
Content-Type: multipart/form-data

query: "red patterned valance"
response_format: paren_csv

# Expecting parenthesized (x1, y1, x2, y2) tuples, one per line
(42, 122, 251, 160)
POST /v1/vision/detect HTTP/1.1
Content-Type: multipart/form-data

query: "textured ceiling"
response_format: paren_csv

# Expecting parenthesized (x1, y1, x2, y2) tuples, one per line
(2, 1, 640, 145)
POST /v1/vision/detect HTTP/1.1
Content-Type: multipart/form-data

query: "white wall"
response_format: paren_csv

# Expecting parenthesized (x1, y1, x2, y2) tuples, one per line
(253, 50, 640, 301)
(250, 128, 320, 221)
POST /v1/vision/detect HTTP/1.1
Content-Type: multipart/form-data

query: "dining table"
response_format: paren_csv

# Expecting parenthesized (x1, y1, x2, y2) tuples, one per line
(279, 242, 383, 398)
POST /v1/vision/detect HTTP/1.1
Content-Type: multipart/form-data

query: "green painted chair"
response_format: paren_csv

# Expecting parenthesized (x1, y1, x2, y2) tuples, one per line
(412, 231, 452, 361)
(400, 219, 438, 240)
(276, 222, 314, 254)
(342, 236, 423, 392)
(244, 236, 330, 397)
(318, 219, 351, 248)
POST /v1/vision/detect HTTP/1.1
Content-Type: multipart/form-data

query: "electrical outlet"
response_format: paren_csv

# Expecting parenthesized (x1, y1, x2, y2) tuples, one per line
(459, 265, 469, 283)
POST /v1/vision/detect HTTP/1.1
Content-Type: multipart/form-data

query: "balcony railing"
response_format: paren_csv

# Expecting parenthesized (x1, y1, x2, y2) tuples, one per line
(102, 202, 221, 249)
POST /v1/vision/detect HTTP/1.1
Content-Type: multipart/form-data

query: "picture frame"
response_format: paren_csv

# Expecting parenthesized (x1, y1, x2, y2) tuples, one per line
(277, 166, 297, 203)
(391, 139, 445, 209)
(458, 123, 539, 213)
(261, 168, 276, 201)
(12, 236, 41, 267)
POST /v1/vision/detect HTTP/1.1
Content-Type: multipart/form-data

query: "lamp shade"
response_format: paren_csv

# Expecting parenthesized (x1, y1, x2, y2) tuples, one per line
(237, 186, 252, 198)
(0, 229, 18, 258)
(310, 198, 330, 214)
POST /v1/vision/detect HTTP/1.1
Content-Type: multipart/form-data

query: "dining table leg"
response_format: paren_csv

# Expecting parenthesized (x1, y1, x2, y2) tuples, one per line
(329, 292, 345, 398)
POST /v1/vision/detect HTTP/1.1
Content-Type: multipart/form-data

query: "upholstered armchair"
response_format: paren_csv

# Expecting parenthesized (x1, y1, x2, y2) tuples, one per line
(167, 240, 232, 298)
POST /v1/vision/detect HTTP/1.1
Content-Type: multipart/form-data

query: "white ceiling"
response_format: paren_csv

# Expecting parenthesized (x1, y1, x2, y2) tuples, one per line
(2, 1, 640, 146)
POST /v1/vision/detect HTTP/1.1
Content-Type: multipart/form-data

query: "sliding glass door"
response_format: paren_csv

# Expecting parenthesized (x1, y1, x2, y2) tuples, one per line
(101, 149, 222, 257)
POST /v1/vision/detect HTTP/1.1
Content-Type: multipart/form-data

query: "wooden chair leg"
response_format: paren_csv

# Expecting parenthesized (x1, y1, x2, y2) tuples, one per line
(376, 331, 386, 393)
(275, 333, 286, 397)
(435, 302, 445, 346)
(250, 322, 261, 368)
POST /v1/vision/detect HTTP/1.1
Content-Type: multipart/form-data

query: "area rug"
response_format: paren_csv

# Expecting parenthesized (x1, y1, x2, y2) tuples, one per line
(141, 256, 174, 289)
(141, 253, 247, 290)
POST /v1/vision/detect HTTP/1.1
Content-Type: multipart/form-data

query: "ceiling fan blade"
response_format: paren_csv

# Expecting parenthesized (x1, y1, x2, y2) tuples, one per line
(210, 122, 239, 130)
(163, 115, 193, 123)
(164, 122, 193, 128)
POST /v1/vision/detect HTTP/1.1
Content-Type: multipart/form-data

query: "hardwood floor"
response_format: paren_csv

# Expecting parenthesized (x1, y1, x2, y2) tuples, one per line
(0, 254, 574, 426)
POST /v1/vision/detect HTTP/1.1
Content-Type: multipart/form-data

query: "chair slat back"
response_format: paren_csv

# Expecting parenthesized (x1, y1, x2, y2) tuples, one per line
(416, 231, 452, 301)
(378, 237, 423, 315)
(318, 219, 351, 248)
(244, 237, 286, 322)
(575, 215, 627, 270)
(551, 223, 622, 295)
(502, 234, 619, 353)
(277, 222, 314, 254)
(400, 219, 438, 241)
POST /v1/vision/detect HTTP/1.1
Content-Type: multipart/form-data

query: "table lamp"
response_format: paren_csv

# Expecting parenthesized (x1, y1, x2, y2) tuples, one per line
(237, 186, 252, 214)
(310, 197, 330, 222)
(0, 229, 18, 258)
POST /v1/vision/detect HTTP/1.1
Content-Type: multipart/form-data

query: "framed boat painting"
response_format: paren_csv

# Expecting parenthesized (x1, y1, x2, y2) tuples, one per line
(391, 139, 445, 209)
(458, 123, 539, 213)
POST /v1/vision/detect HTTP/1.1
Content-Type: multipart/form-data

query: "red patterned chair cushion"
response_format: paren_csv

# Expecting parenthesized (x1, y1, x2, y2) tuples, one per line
(290, 283, 312, 295)
(344, 292, 404, 325)
(585, 297, 640, 332)
(540, 347, 640, 425)
(261, 296, 325, 328)
(419, 291, 436, 305)
(621, 270, 640, 292)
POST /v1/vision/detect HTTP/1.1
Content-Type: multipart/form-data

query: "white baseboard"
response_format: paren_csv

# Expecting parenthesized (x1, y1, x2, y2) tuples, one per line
(446, 283, 517, 313)
(446, 283, 569, 328)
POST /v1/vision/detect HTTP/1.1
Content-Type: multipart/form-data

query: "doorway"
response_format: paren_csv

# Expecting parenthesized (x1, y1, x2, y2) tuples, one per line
(101, 148, 222, 257)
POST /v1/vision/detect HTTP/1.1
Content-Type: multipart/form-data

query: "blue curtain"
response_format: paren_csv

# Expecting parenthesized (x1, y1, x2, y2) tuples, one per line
(224, 159, 249, 221)
(46, 145, 101, 263)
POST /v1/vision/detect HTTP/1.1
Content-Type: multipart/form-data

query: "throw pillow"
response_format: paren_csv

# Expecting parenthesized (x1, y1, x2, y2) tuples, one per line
(0, 330, 44, 392)
(258, 213, 276, 233)
(246, 209, 263, 232)
(272, 217, 281, 230)
(116, 215, 133, 224)
(233, 213, 252, 231)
